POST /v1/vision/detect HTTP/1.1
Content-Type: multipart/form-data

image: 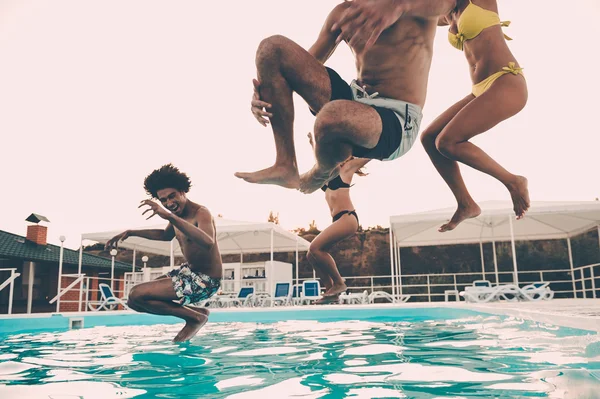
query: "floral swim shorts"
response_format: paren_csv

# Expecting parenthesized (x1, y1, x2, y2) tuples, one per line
(165, 263, 221, 306)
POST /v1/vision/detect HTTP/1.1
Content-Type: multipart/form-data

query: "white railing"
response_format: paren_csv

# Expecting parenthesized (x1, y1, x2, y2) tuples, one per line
(296, 275, 395, 295)
(573, 262, 600, 299)
(297, 268, 577, 302)
(0, 268, 21, 314)
(49, 273, 85, 312)
(50, 275, 127, 312)
(398, 269, 574, 302)
(36, 265, 595, 313)
(82, 276, 128, 312)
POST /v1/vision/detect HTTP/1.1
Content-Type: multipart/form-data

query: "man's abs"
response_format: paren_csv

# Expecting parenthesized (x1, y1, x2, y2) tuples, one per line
(351, 18, 436, 108)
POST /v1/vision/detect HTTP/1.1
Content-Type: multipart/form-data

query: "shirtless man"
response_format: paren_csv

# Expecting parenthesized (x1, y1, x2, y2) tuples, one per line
(235, 0, 456, 193)
(105, 164, 222, 342)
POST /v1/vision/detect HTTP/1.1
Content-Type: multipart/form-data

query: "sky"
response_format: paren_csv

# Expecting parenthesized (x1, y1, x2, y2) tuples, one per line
(1, 0, 599, 250)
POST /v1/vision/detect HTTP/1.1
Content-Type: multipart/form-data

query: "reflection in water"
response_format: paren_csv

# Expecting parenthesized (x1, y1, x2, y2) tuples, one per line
(0, 316, 599, 398)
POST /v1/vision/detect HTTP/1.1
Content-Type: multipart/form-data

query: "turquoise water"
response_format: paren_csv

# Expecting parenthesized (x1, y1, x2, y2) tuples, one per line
(0, 311, 599, 398)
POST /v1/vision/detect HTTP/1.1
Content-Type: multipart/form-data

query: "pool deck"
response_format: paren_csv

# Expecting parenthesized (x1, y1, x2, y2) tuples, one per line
(465, 298, 600, 332)
(1, 299, 599, 334)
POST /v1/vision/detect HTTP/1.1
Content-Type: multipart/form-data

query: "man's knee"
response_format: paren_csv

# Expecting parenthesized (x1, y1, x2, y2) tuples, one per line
(256, 34, 290, 66)
(314, 102, 346, 142)
(128, 286, 144, 302)
(126, 297, 139, 310)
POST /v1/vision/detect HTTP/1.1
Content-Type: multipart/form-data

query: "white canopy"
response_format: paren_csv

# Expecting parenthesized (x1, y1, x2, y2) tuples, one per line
(387, 200, 600, 296)
(81, 217, 311, 256)
(390, 200, 600, 248)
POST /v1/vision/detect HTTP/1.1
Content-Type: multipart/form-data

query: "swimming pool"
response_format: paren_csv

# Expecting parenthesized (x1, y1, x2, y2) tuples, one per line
(1, 306, 599, 398)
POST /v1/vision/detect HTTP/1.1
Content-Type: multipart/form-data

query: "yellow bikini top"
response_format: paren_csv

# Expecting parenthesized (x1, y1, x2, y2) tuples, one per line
(448, 0, 512, 51)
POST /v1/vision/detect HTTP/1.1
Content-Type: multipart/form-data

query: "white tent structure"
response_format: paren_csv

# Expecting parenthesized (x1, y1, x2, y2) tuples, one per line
(389, 200, 600, 298)
(78, 217, 311, 290)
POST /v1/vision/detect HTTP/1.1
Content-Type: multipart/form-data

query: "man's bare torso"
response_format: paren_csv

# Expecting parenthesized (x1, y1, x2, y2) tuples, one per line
(173, 202, 223, 279)
(339, 7, 438, 109)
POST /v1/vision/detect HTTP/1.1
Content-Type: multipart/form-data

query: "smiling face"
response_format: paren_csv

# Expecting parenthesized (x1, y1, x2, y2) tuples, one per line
(156, 188, 187, 216)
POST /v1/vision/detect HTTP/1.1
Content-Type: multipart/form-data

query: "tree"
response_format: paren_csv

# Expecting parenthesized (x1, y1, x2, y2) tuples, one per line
(268, 211, 280, 225)
(308, 220, 320, 234)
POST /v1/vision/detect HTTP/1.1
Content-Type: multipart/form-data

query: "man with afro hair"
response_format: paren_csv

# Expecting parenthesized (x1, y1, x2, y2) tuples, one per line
(106, 164, 222, 342)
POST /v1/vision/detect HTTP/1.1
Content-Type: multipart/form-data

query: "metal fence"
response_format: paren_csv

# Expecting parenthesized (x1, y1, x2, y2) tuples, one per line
(2, 262, 599, 314)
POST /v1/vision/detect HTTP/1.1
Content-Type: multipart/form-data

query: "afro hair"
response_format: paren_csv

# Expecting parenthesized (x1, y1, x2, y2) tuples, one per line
(143, 164, 192, 198)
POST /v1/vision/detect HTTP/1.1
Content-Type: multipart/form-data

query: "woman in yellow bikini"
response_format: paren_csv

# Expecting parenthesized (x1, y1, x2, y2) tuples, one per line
(421, 0, 529, 232)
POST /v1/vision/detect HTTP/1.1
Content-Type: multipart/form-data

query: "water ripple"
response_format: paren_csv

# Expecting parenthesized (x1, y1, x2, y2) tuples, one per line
(0, 316, 599, 398)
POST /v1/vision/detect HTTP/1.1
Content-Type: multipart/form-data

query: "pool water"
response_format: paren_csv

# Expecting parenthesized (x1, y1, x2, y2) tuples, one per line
(1, 311, 599, 398)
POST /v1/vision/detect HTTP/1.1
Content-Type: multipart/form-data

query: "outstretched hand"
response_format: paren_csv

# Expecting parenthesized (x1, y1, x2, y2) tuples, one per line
(105, 230, 130, 250)
(250, 78, 273, 127)
(139, 199, 171, 220)
(332, 0, 405, 53)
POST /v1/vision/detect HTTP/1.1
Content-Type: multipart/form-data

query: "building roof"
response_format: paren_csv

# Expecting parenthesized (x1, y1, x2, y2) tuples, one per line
(0, 230, 133, 271)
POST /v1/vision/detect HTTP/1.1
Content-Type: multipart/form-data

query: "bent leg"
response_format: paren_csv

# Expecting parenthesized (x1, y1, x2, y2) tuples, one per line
(308, 214, 359, 296)
(235, 35, 333, 189)
(420, 94, 481, 232)
(300, 100, 382, 193)
(310, 262, 333, 292)
(127, 279, 208, 342)
(435, 75, 529, 218)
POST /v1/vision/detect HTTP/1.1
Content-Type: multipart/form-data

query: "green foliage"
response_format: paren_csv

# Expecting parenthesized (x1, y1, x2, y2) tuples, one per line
(267, 211, 280, 225)
(307, 220, 320, 234)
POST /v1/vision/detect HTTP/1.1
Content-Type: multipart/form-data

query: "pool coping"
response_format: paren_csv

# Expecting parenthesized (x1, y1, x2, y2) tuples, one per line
(1, 299, 598, 334)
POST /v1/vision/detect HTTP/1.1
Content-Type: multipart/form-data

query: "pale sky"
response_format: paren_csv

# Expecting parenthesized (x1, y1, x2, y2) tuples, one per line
(1, 0, 599, 250)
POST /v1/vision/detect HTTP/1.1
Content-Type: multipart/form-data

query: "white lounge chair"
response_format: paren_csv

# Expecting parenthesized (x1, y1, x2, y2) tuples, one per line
(298, 280, 321, 305)
(290, 284, 303, 306)
(261, 282, 293, 307)
(217, 286, 255, 307)
(518, 282, 554, 301)
(368, 291, 411, 304)
(87, 283, 129, 311)
(460, 281, 520, 303)
(340, 290, 369, 304)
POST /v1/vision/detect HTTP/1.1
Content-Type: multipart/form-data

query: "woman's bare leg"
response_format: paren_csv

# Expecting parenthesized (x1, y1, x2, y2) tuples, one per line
(435, 74, 529, 220)
(307, 214, 358, 297)
(420, 95, 480, 232)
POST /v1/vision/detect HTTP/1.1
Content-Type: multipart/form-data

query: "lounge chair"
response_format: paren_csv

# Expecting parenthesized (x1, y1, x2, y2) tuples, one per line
(518, 282, 554, 301)
(460, 281, 520, 303)
(340, 290, 369, 304)
(368, 291, 411, 304)
(298, 280, 321, 305)
(217, 286, 255, 307)
(87, 283, 129, 311)
(291, 284, 303, 305)
(261, 282, 292, 307)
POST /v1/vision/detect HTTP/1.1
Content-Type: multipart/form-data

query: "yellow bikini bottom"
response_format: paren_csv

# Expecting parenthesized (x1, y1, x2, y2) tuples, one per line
(472, 62, 524, 97)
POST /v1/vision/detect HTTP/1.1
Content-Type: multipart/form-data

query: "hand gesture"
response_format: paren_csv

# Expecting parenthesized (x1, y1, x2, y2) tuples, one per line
(307, 132, 315, 149)
(332, 0, 404, 53)
(251, 79, 273, 126)
(139, 199, 171, 220)
(105, 230, 130, 250)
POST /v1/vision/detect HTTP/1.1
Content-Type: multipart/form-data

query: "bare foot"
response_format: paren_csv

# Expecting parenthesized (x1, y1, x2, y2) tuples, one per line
(506, 176, 530, 219)
(323, 282, 347, 297)
(315, 294, 340, 305)
(439, 202, 482, 232)
(299, 165, 334, 194)
(173, 310, 209, 342)
(234, 165, 299, 189)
